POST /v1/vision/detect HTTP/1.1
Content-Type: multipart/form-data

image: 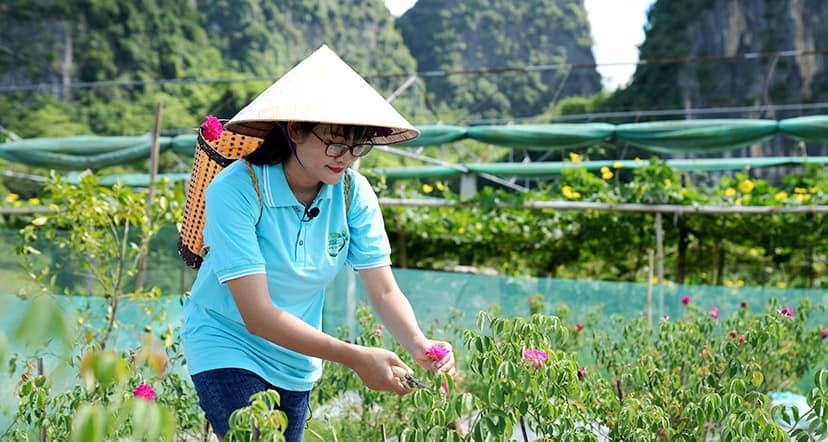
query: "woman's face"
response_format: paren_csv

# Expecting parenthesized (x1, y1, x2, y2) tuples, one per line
(287, 123, 369, 185)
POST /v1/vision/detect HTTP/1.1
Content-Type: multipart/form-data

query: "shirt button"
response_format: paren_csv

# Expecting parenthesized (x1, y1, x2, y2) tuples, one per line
(299, 240, 304, 246)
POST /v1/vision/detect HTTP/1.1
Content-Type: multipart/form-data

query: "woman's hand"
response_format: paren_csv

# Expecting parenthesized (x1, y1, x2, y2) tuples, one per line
(346, 345, 413, 395)
(411, 339, 457, 376)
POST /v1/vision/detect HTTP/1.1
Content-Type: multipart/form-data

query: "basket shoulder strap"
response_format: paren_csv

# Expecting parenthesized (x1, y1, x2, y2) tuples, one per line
(344, 172, 352, 215)
(244, 160, 264, 224)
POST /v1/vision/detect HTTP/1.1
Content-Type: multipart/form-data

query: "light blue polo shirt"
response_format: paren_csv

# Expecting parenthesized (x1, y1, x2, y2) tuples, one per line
(182, 160, 391, 391)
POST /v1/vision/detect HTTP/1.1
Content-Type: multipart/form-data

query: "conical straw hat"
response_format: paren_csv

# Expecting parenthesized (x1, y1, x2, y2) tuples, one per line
(226, 45, 419, 145)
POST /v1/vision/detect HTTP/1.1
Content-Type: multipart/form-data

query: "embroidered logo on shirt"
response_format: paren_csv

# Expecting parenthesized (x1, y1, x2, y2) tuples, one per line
(328, 231, 349, 257)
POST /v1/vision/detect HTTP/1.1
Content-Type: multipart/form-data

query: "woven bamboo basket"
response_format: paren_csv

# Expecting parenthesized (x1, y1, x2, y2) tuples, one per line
(177, 123, 263, 269)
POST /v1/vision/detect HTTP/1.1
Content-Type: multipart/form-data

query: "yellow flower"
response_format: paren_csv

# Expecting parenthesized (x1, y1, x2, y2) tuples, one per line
(809, 187, 819, 194)
(27, 197, 41, 205)
(421, 184, 433, 194)
(568, 152, 582, 163)
(600, 167, 613, 180)
(650, 276, 659, 284)
(4, 193, 19, 203)
(457, 226, 465, 234)
(774, 191, 788, 201)
(562, 185, 581, 200)
(740, 195, 752, 204)
(748, 248, 759, 257)
(612, 162, 623, 169)
(634, 157, 643, 165)
(795, 193, 811, 203)
(776, 281, 787, 289)
(724, 187, 737, 197)
(738, 180, 754, 193)
(794, 187, 807, 194)
(663, 179, 672, 187)
(736, 279, 745, 288)
(435, 182, 445, 192)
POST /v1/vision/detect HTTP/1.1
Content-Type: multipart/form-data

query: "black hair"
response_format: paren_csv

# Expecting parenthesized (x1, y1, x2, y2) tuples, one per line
(245, 122, 384, 165)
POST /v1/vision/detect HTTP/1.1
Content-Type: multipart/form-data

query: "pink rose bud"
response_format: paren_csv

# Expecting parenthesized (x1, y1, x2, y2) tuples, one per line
(710, 307, 719, 320)
(441, 379, 449, 394)
(133, 383, 156, 401)
(738, 335, 746, 345)
(729, 329, 738, 339)
(577, 367, 586, 380)
(820, 329, 828, 340)
(576, 323, 584, 333)
(740, 301, 748, 309)
(681, 296, 690, 305)
(779, 307, 795, 318)
(200, 115, 223, 142)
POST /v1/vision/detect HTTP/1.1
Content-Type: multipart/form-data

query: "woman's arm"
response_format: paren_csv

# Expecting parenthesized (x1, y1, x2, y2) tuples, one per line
(228, 274, 411, 394)
(359, 266, 457, 376)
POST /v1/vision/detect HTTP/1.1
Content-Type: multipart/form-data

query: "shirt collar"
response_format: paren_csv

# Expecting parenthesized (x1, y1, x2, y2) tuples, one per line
(263, 162, 333, 208)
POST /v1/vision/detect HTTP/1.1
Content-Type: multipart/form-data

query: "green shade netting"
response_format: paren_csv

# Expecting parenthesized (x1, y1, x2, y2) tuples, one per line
(59, 157, 828, 185)
(466, 123, 615, 149)
(779, 115, 828, 142)
(615, 119, 780, 153)
(171, 133, 198, 155)
(396, 125, 467, 147)
(0, 135, 154, 154)
(3, 118, 828, 169)
(0, 138, 173, 170)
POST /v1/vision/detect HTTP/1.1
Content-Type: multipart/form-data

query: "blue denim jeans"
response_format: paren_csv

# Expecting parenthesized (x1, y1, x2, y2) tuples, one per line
(191, 368, 310, 441)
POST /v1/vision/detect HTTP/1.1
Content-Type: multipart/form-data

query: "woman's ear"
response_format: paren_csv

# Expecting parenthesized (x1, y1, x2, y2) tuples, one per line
(286, 121, 309, 146)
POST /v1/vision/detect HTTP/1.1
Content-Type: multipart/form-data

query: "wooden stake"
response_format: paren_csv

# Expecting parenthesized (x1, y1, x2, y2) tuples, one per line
(647, 248, 654, 329)
(38, 357, 45, 442)
(655, 212, 665, 317)
(135, 103, 164, 292)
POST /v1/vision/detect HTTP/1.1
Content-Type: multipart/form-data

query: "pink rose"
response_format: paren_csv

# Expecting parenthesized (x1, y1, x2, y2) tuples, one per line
(575, 323, 584, 333)
(200, 115, 223, 142)
(681, 296, 690, 305)
(425, 344, 451, 361)
(577, 367, 586, 380)
(523, 349, 548, 369)
(134, 383, 156, 401)
(820, 329, 828, 340)
(779, 307, 795, 318)
(710, 307, 720, 320)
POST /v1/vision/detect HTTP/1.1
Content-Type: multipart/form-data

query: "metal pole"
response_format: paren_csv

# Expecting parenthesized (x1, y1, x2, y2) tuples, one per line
(373, 144, 529, 192)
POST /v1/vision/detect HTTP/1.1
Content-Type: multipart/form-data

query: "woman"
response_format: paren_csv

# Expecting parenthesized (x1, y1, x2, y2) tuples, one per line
(182, 46, 456, 441)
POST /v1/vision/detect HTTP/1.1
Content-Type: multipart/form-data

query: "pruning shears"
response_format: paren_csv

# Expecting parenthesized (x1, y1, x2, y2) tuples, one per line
(391, 366, 428, 389)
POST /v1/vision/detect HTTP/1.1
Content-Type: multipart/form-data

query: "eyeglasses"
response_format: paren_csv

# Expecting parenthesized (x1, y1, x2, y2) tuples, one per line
(309, 129, 375, 158)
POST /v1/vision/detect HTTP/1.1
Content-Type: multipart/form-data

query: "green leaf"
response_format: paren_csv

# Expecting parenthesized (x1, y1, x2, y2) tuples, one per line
(70, 403, 107, 442)
(816, 369, 828, 390)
